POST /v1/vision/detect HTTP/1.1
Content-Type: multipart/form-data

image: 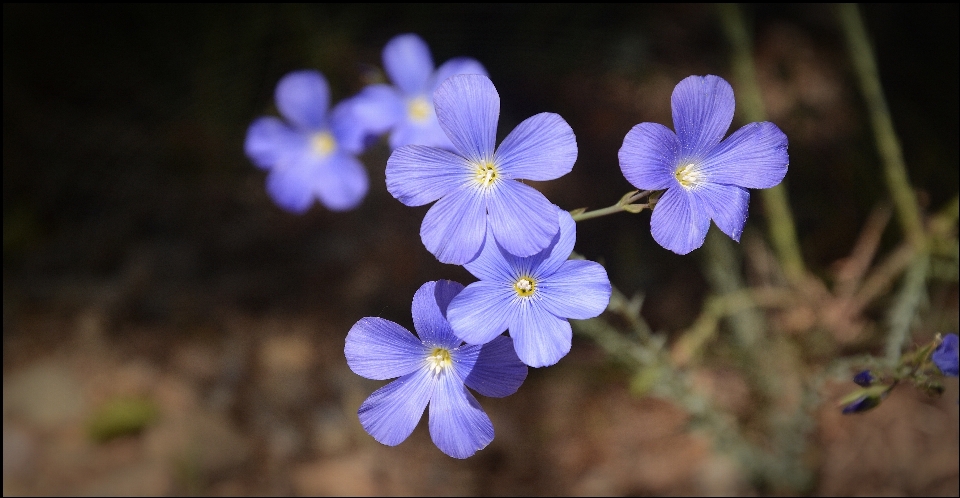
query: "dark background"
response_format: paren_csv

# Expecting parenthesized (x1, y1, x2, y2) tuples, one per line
(4, 4, 958, 495)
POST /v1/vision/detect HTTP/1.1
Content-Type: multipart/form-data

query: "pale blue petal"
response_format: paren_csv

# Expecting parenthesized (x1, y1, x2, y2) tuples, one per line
(358, 368, 434, 446)
(313, 153, 368, 212)
(696, 183, 750, 242)
(431, 57, 488, 90)
(412, 280, 464, 348)
(487, 181, 558, 258)
(538, 260, 611, 319)
(391, 114, 455, 150)
(494, 113, 577, 181)
(699, 122, 789, 189)
(446, 281, 513, 345)
(530, 209, 576, 277)
(650, 186, 710, 255)
(383, 33, 434, 95)
(345, 317, 427, 380)
(618, 122, 680, 190)
(420, 186, 487, 265)
(331, 92, 390, 154)
(428, 372, 493, 459)
(386, 145, 472, 206)
(434, 74, 499, 163)
(462, 225, 517, 283)
(671, 75, 734, 160)
(509, 303, 572, 368)
(457, 336, 528, 398)
(244, 117, 302, 170)
(265, 160, 317, 213)
(275, 70, 329, 130)
(350, 84, 406, 137)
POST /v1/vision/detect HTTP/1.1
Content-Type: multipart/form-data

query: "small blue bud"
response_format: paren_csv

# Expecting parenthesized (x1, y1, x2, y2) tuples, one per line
(932, 334, 958, 377)
(841, 395, 881, 414)
(853, 370, 875, 387)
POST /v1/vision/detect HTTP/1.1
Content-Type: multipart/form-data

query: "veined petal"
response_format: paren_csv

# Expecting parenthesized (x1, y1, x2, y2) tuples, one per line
(391, 117, 455, 151)
(650, 186, 710, 255)
(420, 187, 487, 265)
(458, 336, 528, 398)
(696, 183, 749, 242)
(671, 75, 735, 160)
(699, 121, 788, 189)
(539, 260, 611, 319)
(531, 209, 577, 277)
(509, 303, 572, 368)
(434, 74, 499, 163)
(358, 368, 434, 446)
(488, 181, 558, 258)
(494, 113, 577, 181)
(412, 280, 464, 348)
(244, 117, 302, 170)
(313, 153, 369, 212)
(428, 372, 493, 459)
(446, 281, 513, 345)
(275, 70, 329, 130)
(339, 86, 404, 151)
(619, 122, 680, 190)
(463, 225, 517, 282)
(265, 160, 317, 214)
(386, 145, 472, 206)
(345, 317, 427, 380)
(383, 34, 435, 95)
(432, 57, 488, 91)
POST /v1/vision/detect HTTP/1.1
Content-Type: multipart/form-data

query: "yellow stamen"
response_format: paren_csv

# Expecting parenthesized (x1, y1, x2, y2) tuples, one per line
(675, 163, 700, 188)
(513, 277, 536, 297)
(475, 162, 498, 188)
(311, 131, 336, 157)
(426, 347, 452, 376)
(407, 96, 432, 123)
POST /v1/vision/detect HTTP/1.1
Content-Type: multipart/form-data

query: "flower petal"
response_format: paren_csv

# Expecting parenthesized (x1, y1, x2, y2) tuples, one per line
(391, 114, 455, 151)
(618, 122, 680, 190)
(671, 75, 735, 160)
(462, 225, 517, 283)
(311, 153, 368, 212)
(487, 181, 559, 258)
(275, 70, 329, 130)
(345, 317, 427, 380)
(412, 280, 464, 348)
(494, 113, 577, 181)
(446, 281, 513, 345)
(509, 303, 572, 368)
(539, 260, 611, 320)
(386, 145, 472, 206)
(650, 186, 710, 255)
(357, 368, 434, 446)
(265, 159, 318, 213)
(696, 183, 750, 242)
(457, 336, 528, 398)
(434, 74, 499, 162)
(244, 117, 302, 170)
(699, 121, 789, 189)
(420, 186, 487, 265)
(530, 209, 577, 277)
(349, 84, 405, 137)
(383, 33, 435, 95)
(428, 372, 493, 459)
(431, 57, 488, 91)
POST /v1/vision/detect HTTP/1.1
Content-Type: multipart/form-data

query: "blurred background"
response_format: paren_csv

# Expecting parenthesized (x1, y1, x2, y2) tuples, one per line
(3, 4, 957, 495)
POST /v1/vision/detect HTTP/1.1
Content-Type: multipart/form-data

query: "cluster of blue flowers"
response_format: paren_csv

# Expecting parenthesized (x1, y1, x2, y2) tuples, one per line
(245, 34, 789, 458)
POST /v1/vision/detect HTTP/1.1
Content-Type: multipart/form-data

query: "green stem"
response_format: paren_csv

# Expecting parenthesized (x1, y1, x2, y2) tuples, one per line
(717, 3, 807, 284)
(571, 190, 654, 222)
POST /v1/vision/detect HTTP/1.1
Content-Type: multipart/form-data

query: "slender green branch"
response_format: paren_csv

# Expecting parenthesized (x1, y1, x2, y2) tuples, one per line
(836, 4, 926, 249)
(717, 3, 807, 284)
(570, 189, 654, 222)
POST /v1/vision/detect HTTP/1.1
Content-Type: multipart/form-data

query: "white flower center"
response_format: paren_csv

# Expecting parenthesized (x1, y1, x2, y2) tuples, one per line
(426, 347, 452, 376)
(513, 276, 536, 297)
(310, 131, 336, 158)
(407, 96, 432, 123)
(674, 163, 701, 188)
(474, 161, 499, 189)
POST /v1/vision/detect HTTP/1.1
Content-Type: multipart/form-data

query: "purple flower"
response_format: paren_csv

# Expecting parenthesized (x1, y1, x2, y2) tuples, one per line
(386, 74, 578, 265)
(345, 280, 528, 459)
(933, 333, 959, 377)
(618, 75, 789, 255)
(351, 33, 487, 150)
(244, 70, 369, 213)
(446, 209, 611, 367)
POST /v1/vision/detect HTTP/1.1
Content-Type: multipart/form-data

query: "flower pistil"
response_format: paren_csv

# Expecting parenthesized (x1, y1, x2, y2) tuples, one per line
(513, 276, 537, 297)
(474, 161, 499, 189)
(426, 346, 453, 376)
(311, 131, 337, 158)
(674, 163, 701, 188)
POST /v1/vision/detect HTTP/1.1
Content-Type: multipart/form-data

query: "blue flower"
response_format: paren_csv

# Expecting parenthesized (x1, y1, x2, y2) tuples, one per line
(244, 70, 369, 213)
(852, 370, 876, 387)
(351, 33, 487, 150)
(446, 209, 611, 367)
(345, 280, 528, 459)
(386, 74, 578, 264)
(618, 75, 789, 255)
(932, 333, 959, 377)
